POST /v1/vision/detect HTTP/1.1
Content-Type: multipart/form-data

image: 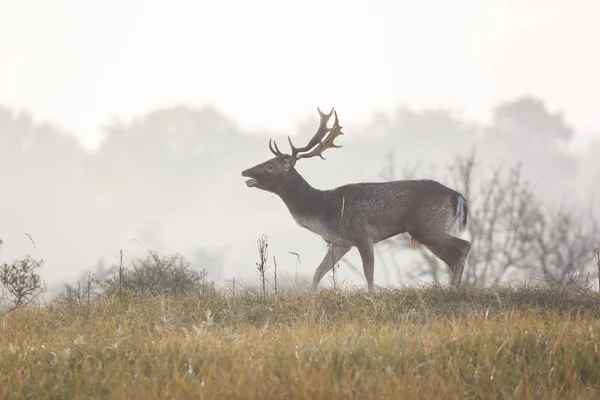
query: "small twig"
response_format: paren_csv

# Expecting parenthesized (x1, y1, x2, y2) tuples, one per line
(87, 270, 92, 305)
(594, 248, 600, 292)
(332, 260, 338, 291)
(118, 249, 124, 302)
(24, 233, 36, 248)
(331, 196, 345, 290)
(288, 252, 301, 290)
(273, 255, 278, 295)
(256, 235, 268, 300)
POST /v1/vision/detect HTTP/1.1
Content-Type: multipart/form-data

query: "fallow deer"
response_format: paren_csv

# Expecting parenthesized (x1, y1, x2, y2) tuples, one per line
(241, 107, 471, 290)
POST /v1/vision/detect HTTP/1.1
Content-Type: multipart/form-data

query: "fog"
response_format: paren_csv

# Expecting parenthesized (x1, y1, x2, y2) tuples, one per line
(1, 0, 599, 296)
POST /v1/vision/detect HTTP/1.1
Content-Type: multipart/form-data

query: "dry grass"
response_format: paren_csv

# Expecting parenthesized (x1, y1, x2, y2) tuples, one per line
(2, 284, 600, 399)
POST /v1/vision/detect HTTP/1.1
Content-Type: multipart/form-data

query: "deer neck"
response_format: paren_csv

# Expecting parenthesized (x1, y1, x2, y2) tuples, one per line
(275, 170, 330, 219)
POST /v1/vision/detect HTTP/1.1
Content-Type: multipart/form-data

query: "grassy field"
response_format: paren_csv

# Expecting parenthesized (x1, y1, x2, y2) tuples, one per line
(1, 284, 600, 399)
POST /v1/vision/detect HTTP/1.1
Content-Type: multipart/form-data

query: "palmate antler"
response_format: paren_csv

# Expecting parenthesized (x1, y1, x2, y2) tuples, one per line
(269, 107, 344, 160)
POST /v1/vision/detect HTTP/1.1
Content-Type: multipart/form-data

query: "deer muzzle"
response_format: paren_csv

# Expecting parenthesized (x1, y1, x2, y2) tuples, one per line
(241, 168, 258, 187)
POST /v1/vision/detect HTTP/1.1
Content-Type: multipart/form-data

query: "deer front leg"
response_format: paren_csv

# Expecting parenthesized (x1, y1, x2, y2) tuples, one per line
(311, 243, 351, 290)
(355, 238, 375, 291)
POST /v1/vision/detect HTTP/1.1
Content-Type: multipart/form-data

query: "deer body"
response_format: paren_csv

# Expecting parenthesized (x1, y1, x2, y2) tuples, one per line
(242, 108, 471, 290)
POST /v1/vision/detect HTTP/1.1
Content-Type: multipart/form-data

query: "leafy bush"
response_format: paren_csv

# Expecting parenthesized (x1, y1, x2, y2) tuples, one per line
(99, 251, 210, 296)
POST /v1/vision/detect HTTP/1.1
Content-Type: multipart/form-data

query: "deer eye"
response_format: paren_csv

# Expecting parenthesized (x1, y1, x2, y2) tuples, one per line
(265, 163, 274, 172)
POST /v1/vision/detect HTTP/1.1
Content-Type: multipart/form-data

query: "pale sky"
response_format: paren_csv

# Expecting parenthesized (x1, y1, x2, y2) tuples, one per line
(1, 0, 599, 150)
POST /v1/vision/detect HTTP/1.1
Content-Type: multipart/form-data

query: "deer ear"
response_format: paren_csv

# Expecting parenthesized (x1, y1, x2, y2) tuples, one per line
(282, 157, 296, 172)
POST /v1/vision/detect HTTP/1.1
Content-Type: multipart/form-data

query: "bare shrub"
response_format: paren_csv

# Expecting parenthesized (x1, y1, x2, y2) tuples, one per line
(0, 255, 45, 307)
(55, 271, 95, 307)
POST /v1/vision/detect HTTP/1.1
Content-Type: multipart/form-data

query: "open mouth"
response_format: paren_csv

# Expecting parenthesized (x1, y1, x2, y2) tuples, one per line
(241, 168, 259, 188)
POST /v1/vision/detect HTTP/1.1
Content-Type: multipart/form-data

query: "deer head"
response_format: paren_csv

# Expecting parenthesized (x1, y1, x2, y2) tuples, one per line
(241, 107, 344, 193)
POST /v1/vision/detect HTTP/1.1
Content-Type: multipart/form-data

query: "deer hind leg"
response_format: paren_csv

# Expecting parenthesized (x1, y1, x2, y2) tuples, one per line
(409, 231, 470, 288)
(311, 244, 352, 290)
(425, 238, 470, 287)
(450, 238, 470, 287)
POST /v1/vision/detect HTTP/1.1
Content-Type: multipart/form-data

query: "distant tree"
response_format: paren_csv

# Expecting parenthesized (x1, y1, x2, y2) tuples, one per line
(0, 106, 87, 224)
(577, 138, 600, 211)
(365, 106, 479, 161)
(90, 105, 242, 218)
(96, 105, 238, 170)
(482, 96, 579, 197)
(0, 106, 84, 172)
(492, 96, 573, 144)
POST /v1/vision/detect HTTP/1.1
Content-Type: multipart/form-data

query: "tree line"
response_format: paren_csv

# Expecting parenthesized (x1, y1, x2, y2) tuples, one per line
(0, 94, 599, 301)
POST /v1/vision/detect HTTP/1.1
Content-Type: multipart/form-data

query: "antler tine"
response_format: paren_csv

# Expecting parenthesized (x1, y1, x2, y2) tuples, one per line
(269, 139, 285, 157)
(288, 107, 335, 157)
(296, 110, 344, 160)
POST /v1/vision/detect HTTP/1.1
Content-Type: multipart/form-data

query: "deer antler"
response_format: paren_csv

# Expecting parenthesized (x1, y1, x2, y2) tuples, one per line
(287, 107, 334, 157)
(269, 139, 285, 156)
(269, 107, 343, 160)
(295, 110, 344, 160)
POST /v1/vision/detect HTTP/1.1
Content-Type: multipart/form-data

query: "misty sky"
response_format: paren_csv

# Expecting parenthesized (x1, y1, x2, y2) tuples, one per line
(1, 0, 599, 151)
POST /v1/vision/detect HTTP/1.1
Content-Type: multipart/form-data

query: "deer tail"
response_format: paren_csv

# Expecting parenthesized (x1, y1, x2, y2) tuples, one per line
(455, 194, 469, 232)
